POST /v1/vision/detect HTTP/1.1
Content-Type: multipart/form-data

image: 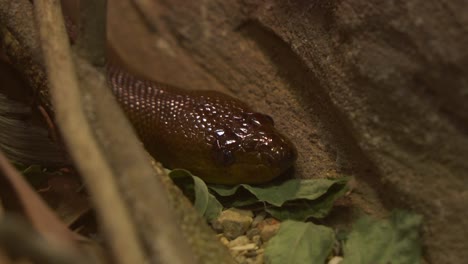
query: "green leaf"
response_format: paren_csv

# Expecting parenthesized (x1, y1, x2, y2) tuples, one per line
(209, 178, 348, 206)
(209, 178, 349, 220)
(265, 181, 348, 220)
(265, 220, 335, 264)
(342, 210, 423, 264)
(169, 169, 223, 222)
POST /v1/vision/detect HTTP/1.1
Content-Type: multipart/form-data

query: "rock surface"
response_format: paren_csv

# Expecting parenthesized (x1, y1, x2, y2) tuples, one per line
(108, 0, 468, 263)
(212, 208, 254, 240)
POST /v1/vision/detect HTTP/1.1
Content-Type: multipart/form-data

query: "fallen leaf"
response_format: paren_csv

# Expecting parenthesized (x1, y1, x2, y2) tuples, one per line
(169, 169, 223, 222)
(264, 220, 335, 264)
(342, 210, 423, 264)
(209, 177, 349, 221)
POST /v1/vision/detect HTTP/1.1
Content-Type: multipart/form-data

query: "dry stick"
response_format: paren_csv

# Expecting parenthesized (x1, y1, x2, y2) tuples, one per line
(33, 1, 146, 263)
(0, 214, 85, 264)
(0, 152, 79, 248)
(71, 0, 198, 263)
(75, 59, 198, 264)
(37, 0, 197, 263)
(2, 0, 234, 262)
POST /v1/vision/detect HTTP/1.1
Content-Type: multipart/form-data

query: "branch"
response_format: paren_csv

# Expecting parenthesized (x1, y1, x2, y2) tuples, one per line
(0, 215, 85, 264)
(1, 0, 236, 262)
(33, 1, 146, 263)
(35, 0, 200, 263)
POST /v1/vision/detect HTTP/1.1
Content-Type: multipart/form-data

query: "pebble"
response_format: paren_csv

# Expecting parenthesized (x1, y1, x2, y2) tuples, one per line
(246, 227, 260, 239)
(213, 209, 281, 264)
(259, 221, 280, 242)
(257, 217, 280, 229)
(228, 235, 251, 248)
(212, 208, 253, 239)
(251, 212, 267, 227)
(248, 252, 264, 264)
(251, 235, 262, 246)
(244, 249, 259, 257)
(230, 244, 257, 252)
(218, 234, 229, 246)
(328, 256, 343, 264)
(235, 255, 247, 263)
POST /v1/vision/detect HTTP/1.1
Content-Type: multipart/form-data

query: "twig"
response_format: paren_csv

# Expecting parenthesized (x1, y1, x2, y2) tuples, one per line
(33, 1, 146, 263)
(0, 215, 85, 264)
(1, 0, 236, 263)
(75, 57, 197, 264)
(0, 151, 79, 247)
(35, 0, 199, 263)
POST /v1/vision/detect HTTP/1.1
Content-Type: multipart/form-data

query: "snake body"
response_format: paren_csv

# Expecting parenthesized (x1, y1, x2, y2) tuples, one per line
(107, 65, 296, 184)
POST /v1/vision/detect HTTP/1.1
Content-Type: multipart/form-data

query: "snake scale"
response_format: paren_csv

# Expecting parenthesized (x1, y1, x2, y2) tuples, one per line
(107, 65, 297, 184)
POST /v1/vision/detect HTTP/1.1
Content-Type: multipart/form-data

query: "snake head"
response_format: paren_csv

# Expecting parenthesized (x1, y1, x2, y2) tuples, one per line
(108, 67, 297, 185)
(209, 112, 297, 184)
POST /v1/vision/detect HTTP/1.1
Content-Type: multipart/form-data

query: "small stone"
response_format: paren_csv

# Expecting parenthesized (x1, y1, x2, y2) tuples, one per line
(218, 235, 229, 246)
(234, 254, 247, 264)
(211, 220, 224, 233)
(214, 208, 253, 239)
(251, 235, 262, 246)
(251, 212, 267, 227)
(230, 243, 257, 252)
(259, 222, 280, 242)
(328, 256, 343, 264)
(244, 249, 258, 258)
(257, 217, 280, 229)
(251, 252, 264, 264)
(246, 227, 260, 239)
(228, 235, 251, 248)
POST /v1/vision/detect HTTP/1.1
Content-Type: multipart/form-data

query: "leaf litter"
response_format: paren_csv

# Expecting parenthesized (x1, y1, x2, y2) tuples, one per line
(169, 169, 423, 264)
(8, 162, 422, 264)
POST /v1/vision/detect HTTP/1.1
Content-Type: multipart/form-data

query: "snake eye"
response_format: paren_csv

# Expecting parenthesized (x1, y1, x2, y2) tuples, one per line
(264, 115, 275, 126)
(248, 113, 275, 126)
(212, 129, 239, 166)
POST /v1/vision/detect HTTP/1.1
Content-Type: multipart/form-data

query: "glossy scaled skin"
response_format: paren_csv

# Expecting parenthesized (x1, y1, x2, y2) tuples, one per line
(107, 65, 297, 184)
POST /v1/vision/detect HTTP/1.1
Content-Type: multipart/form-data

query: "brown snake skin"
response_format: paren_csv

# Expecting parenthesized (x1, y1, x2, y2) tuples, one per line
(107, 65, 296, 184)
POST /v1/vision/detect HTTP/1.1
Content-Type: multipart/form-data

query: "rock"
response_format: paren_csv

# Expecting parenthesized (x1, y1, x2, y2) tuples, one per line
(244, 249, 259, 258)
(251, 235, 262, 246)
(213, 208, 253, 240)
(228, 235, 251, 248)
(259, 221, 280, 242)
(248, 252, 264, 264)
(257, 218, 280, 229)
(211, 220, 224, 233)
(230, 244, 258, 252)
(328, 256, 343, 264)
(234, 254, 246, 264)
(218, 234, 229, 247)
(245, 227, 260, 239)
(251, 212, 267, 228)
